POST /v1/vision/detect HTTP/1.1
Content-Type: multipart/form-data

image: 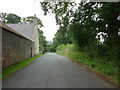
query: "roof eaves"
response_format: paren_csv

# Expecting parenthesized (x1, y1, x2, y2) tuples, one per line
(0, 23, 34, 42)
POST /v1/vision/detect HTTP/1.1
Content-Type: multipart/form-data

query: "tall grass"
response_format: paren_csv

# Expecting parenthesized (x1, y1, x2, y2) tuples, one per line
(56, 44, 119, 84)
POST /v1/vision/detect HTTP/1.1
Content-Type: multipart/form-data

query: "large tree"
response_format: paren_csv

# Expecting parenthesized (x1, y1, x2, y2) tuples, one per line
(21, 16, 43, 28)
(0, 13, 21, 23)
(40, 2, 120, 61)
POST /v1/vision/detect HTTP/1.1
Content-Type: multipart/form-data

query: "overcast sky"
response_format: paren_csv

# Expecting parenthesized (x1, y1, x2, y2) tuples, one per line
(0, 0, 59, 42)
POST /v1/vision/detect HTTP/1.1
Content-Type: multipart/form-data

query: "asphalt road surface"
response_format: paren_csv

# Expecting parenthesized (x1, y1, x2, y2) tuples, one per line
(3, 53, 115, 88)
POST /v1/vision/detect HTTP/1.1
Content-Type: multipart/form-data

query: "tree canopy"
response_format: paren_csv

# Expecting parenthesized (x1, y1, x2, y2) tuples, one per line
(40, 2, 120, 61)
(21, 16, 43, 28)
(0, 13, 21, 23)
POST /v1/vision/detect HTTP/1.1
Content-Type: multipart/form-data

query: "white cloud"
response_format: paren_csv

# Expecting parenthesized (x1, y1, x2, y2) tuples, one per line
(0, 0, 58, 42)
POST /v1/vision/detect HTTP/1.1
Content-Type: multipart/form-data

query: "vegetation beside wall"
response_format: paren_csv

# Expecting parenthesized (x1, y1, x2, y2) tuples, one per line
(56, 44, 119, 84)
(1, 54, 43, 79)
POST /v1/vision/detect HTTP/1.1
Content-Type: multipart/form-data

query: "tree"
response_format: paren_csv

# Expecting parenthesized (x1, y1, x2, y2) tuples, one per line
(0, 13, 8, 22)
(21, 16, 43, 28)
(40, 2, 120, 61)
(40, 2, 98, 49)
(99, 3, 120, 45)
(38, 29, 48, 51)
(5, 13, 21, 23)
(0, 13, 21, 23)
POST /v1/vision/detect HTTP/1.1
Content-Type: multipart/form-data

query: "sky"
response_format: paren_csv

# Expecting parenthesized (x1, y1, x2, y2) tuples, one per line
(0, 0, 59, 42)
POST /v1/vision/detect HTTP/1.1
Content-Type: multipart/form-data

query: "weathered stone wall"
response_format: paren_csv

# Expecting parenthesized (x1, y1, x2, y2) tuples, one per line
(2, 28, 35, 69)
(0, 27, 2, 73)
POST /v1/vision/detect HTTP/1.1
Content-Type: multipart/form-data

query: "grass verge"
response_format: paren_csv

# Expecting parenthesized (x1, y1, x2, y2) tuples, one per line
(1, 54, 43, 79)
(56, 44, 119, 85)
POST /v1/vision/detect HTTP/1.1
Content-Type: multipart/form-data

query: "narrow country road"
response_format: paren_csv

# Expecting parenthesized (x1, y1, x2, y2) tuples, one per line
(3, 53, 115, 88)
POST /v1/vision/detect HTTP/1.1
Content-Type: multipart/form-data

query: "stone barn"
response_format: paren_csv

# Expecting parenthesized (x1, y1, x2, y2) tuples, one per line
(0, 22, 40, 69)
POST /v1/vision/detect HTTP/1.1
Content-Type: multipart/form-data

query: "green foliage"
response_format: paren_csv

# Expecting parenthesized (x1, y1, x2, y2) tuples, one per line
(21, 16, 43, 28)
(56, 44, 67, 51)
(6, 14, 21, 23)
(0, 13, 43, 28)
(0, 13, 7, 22)
(1, 54, 43, 79)
(41, 2, 120, 62)
(38, 29, 48, 51)
(53, 28, 72, 45)
(0, 13, 21, 23)
(41, 2, 74, 50)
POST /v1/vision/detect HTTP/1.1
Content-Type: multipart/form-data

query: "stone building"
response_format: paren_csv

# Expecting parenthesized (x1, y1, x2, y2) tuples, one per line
(0, 22, 40, 68)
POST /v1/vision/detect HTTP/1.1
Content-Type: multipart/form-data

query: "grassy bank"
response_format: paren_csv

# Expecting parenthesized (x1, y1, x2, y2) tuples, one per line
(1, 54, 43, 79)
(56, 44, 119, 84)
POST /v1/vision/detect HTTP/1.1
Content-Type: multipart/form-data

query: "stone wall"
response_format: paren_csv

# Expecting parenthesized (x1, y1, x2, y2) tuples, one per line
(0, 27, 2, 73)
(2, 28, 35, 69)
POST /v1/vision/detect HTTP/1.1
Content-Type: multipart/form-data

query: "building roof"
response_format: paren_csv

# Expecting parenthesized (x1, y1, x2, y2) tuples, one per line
(0, 23, 29, 40)
(6, 23, 35, 41)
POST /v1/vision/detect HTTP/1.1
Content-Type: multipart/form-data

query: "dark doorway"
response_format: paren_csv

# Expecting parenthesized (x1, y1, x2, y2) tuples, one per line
(31, 47, 32, 57)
